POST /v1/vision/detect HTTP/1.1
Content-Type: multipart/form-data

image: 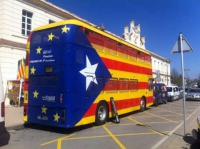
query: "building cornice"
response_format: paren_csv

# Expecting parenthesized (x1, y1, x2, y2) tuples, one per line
(0, 39, 26, 50)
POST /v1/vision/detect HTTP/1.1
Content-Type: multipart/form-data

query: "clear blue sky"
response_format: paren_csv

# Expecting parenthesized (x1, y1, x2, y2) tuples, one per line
(48, 0, 200, 79)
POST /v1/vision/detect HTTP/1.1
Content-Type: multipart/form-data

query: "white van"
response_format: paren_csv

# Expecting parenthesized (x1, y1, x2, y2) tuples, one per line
(0, 66, 8, 145)
(166, 85, 180, 102)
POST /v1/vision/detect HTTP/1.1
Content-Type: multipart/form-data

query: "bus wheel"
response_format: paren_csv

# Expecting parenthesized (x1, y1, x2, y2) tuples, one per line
(140, 98, 146, 112)
(95, 101, 108, 125)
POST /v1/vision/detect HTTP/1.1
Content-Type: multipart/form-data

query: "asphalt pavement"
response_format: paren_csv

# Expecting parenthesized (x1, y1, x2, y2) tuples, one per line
(3, 104, 200, 149)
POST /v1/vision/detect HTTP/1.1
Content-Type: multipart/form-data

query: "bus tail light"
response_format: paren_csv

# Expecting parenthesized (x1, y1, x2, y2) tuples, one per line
(1, 102, 5, 117)
(24, 105, 28, 116)
(61, 109, 65, 123)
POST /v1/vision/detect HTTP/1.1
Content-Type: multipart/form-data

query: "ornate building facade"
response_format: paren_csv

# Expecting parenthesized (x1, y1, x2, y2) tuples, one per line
(122, 20, 171, 85)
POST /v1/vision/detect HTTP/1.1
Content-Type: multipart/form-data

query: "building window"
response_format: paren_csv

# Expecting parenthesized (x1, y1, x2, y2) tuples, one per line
(49, 20, 55, 24)
(22, 10, 32, 36)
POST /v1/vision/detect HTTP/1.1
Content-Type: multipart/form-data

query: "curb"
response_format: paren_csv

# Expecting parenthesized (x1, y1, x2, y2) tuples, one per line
(6, 124, 24, 131)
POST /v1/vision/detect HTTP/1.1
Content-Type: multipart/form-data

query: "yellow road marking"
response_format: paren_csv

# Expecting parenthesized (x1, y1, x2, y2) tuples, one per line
(41, 134, 75, 146)
(145, 112, 178, 123)
(114, 131, 171, 137)
(57, 139, 62, 149)
(63, 135, 110, 140)
(103, 125, 126, 149)
(133, 115, 155, 117)
(155, 107, 183, 115)
(62, 131, 171, 141)
(128, 117, 163, 136)
(107, 120, 182, 126)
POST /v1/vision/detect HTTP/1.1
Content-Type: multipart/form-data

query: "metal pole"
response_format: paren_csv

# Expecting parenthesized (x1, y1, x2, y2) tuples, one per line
(180, 33, 186, 135)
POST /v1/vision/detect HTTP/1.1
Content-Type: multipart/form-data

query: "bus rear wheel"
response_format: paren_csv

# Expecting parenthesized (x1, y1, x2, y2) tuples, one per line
(140, 98, 146, 112)
(95, 101, 108, 125)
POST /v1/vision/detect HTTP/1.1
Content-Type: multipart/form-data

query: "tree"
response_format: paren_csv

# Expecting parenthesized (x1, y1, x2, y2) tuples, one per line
(171, 68, 182, 86)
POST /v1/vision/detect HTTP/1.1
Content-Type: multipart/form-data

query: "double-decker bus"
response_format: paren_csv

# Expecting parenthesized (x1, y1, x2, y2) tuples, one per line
(23, 19, 153, 128)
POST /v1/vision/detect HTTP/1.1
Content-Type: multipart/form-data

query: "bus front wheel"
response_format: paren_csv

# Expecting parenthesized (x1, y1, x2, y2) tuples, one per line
(140, 98, 146, 112)
(95, 101, 108, 125)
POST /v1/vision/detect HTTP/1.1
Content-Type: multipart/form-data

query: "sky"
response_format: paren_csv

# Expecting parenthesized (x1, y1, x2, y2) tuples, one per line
(48, 0, 200, 79)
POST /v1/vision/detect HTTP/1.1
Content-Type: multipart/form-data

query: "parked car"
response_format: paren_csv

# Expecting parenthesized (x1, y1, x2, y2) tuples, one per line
(185, 88, 200, 101)
(178, 87, 183, 99)
(153, 83, 168, 106)
(179, 87, 189, 98)
(166, 85, 179, 102)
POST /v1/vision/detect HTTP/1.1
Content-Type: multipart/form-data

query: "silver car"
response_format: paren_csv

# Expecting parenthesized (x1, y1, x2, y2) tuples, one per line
(185, 88, 200, 101)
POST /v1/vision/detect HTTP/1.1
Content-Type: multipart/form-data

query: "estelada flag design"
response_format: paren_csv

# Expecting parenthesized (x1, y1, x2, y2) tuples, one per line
(17, 59, 25, 80)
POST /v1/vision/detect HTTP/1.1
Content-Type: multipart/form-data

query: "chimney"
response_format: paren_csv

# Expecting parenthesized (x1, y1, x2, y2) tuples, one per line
(124, 25, 129, 34)
(141, 36, 146, 49)
(130, 20, 134, 32)
(124, 25, 129, 40)
(141, 36, 145, 44)
(136, 24, 140, 32)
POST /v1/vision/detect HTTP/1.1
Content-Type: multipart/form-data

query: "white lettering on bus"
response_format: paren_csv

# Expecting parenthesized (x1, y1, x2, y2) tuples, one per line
(42, 95, 55, 102)
(43, 50, 52, 54)
(37, 116, 48, 120)
(43, 59, 55, 62)
(43, 55, 53, 58)
(30, 59, 42, 63)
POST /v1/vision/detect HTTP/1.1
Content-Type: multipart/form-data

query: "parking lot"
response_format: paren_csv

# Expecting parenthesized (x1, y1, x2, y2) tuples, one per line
(42, 100, 200, 149)
(4, 99, 199, 149)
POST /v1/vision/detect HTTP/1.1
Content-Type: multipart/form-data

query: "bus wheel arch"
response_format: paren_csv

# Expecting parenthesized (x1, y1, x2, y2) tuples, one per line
(95, 101, 108, 125)
(140, 96, 146, 112)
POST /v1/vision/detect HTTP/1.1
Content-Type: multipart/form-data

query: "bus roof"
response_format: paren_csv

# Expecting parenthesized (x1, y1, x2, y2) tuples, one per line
(33, 19, 150, 55)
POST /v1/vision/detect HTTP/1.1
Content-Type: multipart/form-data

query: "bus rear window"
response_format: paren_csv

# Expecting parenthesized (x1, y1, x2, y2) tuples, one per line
(31, 26, 62, 46)
(29, 75, 58, 87)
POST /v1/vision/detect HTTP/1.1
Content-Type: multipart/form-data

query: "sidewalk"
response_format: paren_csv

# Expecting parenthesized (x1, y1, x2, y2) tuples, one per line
(5, 105, 24, 130)
(152, 107, 200, 149)
(4, 105, 200, 149)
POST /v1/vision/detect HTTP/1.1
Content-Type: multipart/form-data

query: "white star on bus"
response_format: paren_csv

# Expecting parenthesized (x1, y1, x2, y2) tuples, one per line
(79, 55, 98, 90)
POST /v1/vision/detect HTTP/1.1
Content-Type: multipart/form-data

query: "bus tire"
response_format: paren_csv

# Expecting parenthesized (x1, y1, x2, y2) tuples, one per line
(140, 98, 146, 112)
(95, 101, 108, 125)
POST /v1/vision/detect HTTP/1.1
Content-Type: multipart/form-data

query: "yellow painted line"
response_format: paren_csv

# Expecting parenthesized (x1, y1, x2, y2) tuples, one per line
(107, 120, 182, 127)
(128, 117, 163, 136)
(62, 131, 171, 141)
(132, 115, 154, 118)
(114, 131, 171, 137)
(41, 134, 75, 146)
(164, 107, 194, 112)
(156, 114, 190, 117)
(57, 139, 62, 149)
(154, 107, 183, 115)
(63, 135, 110, 140)
(103, 125, 126, 149)
(145, 112, 178, 123)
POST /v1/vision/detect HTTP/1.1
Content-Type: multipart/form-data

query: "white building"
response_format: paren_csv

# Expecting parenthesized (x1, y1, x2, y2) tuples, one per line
(122, 20, 171, 85)
(0, 0, 171, 105)
(0, 0, 86, 105)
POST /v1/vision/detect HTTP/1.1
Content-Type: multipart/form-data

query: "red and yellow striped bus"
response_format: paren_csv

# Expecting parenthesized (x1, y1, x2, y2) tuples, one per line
(23, 19, 153, 128)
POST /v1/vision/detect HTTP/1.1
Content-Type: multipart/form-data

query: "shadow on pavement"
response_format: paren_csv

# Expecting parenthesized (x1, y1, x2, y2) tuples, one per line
(23, 123, 94, 134)
(182, 133, 200, 149)
(0, 130, 10, 147)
